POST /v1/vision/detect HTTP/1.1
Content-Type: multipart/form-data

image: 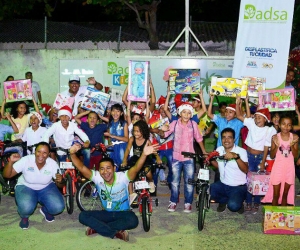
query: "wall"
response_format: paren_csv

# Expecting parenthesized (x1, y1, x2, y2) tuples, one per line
(0, 49, 234, 105)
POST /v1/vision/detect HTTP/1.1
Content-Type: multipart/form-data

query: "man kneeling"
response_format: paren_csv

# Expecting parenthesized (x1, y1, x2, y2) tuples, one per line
(69, 143, 159, 241)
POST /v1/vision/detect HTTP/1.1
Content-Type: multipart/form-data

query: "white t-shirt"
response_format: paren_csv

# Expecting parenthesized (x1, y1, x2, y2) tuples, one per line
(22, 126, 47, 154)
(243, 118, 277, 151)
(14, 155, 59, 190)
(31, 81, 41, 104)
(60, 86, 88, 116)
(216, 145, 248, 186)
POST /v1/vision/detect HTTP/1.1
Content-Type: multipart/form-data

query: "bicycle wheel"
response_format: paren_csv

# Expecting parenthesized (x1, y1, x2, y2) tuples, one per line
(76, 180, 103, 211)
(198, 185, 208, 231)
(65, 174, 74, 214)
(142, 196, 151, 232)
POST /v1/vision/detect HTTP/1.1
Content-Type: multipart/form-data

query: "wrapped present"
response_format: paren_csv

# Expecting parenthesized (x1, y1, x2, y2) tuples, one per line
(263, 206, 300, 235)
(210, 77, 248, 98)
(3, 79, 33, 102)
(127, 60, 149, 102)
(81, 87, 110, 116)
(247, 171, 270, 195)
(169, 69, 200, 94)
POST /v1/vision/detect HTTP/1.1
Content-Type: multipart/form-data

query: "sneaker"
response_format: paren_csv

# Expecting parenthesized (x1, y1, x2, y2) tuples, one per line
(168, 202, 177, 212)
(297, 191, 300, 197)
(253, 203, 259, 212)
(40, 207, 55, 222)
(183, 203, 192, 213)
(129, 192, 138, 205)
(19, 218, 29, 230)
(149, 182, 156, 193)
(86, 227, 97, 236)
(217, 203, 226, 212)
(245, 203, 252, 211)
(237, 206, 244, 214)
(114, 230, 129, 242)
(160, 180, 168, 186)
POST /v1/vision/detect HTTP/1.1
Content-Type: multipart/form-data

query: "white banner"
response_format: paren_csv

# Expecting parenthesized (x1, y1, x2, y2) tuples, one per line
(232, 0, 295, 89)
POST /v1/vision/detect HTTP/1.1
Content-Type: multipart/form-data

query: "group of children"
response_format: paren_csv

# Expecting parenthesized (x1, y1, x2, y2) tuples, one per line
(1, 78, 300, 214)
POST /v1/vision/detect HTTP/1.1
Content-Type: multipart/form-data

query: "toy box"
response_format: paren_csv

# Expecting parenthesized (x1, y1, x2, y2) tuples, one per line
(247, 171, 270, 196)
(81, 87, 111, 116)
(263, 206, 300, 234)
(244, 76, 266, 97)
(169, 69, 200, 94)
(148, 114, 174, 145)
(3, 79, 33, 102)
(53, 93, 75, 110)
(127, 60, 149, 102)
(258, 89, 295, 111)
(210, 77, 248, 98)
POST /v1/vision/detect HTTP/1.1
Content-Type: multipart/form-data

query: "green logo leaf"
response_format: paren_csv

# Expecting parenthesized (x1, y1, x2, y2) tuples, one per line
(244, 4, 256, 19)
(107, 62, 117, 74)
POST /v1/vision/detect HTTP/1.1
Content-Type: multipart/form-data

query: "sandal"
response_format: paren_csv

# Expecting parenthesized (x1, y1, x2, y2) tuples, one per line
(245, 203, 252, 211)
(253, 203, 259, 212)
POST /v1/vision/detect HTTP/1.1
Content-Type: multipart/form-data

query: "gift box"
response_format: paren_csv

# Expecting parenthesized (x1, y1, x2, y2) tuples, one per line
(243, 76, 266, 97)
(258, 89, 295, 111)
(3, 79, 33, 102)
(263, 206, 300, 235)
(169, 69, 200, 94)
(53, 93, 75, 110)
(247, 171, 270, 195)
(127, 60, 149, 102)
(81, 87, 111, 116)
(210, 77, 248, 98)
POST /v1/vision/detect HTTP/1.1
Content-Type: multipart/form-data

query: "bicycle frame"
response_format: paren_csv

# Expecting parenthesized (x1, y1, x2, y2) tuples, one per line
(62, 168, 78, 196)
(135, 176, 153, 214)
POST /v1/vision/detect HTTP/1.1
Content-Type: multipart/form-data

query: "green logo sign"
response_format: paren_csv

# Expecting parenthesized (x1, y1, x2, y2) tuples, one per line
(244, 4, 288, 21)
(107, 62, 129, 75)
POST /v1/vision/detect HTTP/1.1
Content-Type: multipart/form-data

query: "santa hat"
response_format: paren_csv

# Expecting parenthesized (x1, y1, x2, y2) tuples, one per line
(174, 94, 183, 108)
(58, 106, 73, 120)
(255, 108, 271, 122)
(28, 112, 42, 125)
(226, 104, 236, 111)
(41, 104, 52, 114)
(177, 102, 194, 115)
(192, 96, 201, 102)
(156, 95, 166, 109)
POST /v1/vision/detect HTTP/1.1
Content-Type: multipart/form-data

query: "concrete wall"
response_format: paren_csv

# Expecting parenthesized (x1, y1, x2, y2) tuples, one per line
(0, 49, 234, 105)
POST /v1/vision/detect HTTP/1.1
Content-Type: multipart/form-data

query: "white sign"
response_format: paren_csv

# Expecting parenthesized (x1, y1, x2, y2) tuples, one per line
(232, 0, 295, 89)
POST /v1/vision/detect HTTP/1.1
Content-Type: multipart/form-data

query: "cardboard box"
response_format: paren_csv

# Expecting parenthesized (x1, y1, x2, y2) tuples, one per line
(53, 93, 75, 110)
(210, 77, 248, 98)
(258, 89, 295, 112)
(81, 87, 111, 116)
(148, 115, 174, 145)
(244, 76, 266, 97)
(127, 60, 149, 102)
(169, 69, 201, 94)
(263, 206, 300, 235)
(3, 79, 33, 102)
(247, 171, 270, 195)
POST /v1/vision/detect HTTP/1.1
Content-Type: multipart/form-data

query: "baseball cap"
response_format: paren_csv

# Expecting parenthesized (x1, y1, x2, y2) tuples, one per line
(69, 75, 80, 83)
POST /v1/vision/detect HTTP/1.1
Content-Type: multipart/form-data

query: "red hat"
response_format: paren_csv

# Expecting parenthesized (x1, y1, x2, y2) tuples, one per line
(226, 104, 236, 111)
(157, 96, 166, 108)
(177, 102, 194, 115)
(174, 94, 183, 108)
(58, 106, 73, 120)
(255, 108, 271, 122)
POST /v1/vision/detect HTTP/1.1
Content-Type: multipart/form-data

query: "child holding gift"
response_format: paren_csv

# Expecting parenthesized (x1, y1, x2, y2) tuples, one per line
(262, 115, 299, 206)
(236, 95, 277, 211)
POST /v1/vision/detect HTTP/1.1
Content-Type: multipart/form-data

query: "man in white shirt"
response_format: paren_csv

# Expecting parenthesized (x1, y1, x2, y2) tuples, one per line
(60, 75, 103, 116)
(25, 71, 42, 104)
(210, 127, 248, 214)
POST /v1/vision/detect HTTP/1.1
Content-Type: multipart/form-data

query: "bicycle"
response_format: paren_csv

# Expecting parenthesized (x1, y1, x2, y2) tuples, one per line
(182, 150, 223, 231)
(76, 143, 115, 212)
(132, 163, 164, 232)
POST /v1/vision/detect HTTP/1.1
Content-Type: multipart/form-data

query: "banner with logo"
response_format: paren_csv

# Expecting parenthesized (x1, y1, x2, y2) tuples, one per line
(232, 0, 295, 89)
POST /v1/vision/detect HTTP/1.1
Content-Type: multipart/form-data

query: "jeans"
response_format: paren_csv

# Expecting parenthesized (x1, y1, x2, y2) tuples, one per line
(246, 152, 263, 204)
(57, 154, 67, 164)
(15, 182, 65, 218)
(170, 159, 194, 204)
(153, 149, 173, 186)
(79, 210, 139, 238)
(210, 181, 247, 212)
(82, 148, 91, 168)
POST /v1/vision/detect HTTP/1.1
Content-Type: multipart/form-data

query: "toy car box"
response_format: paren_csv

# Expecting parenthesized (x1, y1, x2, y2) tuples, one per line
(81, 87, 111, 116)
(263, 206, 300, 235)
(169, 69, 200, 94)
(247, 171, 270, 196)
(258, 89, 295, 112)
(210, 77, 248, 98)
(3, 79, 33, 102)
(127, 60, 149, 102)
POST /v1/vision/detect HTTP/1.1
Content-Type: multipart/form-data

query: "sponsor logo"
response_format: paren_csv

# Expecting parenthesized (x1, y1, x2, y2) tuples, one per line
(108, 62, 128, 85)
(245, 47, 277, 58)
(247, 61, 257, 68)
(243, 4, 288, 22)
(262, 63, 273, 69)
(27, 167, 34, 172)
